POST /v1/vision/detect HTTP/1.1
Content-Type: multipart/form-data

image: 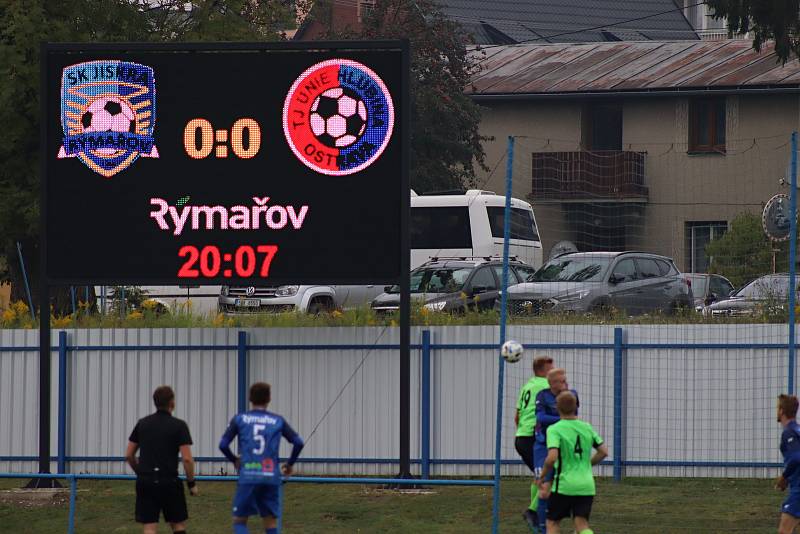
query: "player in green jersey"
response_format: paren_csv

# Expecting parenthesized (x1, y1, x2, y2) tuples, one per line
(515, 356, 554, 531)
(539, 391, 607, 534)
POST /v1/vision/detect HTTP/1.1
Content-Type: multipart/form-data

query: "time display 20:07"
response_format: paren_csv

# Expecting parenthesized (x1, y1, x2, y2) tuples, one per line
(177, 245, 279, 278)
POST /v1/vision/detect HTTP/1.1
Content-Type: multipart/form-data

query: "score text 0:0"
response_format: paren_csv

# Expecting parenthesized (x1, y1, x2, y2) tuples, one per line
(183, 118, 261, 159)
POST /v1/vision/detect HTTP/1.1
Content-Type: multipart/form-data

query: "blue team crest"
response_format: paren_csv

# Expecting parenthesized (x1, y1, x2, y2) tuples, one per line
(58, 60, 158, 178)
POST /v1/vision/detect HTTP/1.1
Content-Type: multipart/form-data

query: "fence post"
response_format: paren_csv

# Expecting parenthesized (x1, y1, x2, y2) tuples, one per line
(67, 475, 77, 534)
(238, 331, 248, 414)
(492, 135, 515, 534)
(790, 131, 797, 395)
(58, 331, 68, 474)
(421, 330, 431, 479)
(613, 327, 624, 482)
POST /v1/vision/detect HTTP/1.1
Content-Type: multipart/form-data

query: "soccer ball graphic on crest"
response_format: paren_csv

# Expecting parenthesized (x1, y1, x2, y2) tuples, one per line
(81, 96, 136, 155)
(309, 87, 368, 148)
(501, 340, 524, 363)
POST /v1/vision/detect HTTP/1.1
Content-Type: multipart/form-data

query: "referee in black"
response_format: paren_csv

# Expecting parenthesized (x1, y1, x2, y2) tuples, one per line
(126, 385, 198, 534)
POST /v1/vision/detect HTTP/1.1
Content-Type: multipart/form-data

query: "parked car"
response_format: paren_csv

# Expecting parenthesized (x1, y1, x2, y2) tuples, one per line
(410, 189, 543, 269)
(683, 273, 735, 312)
(703, 274, 800, 317)
(218, 284, 385, 314)
(371, 257, 537, 314)
(502, 251, 692, 316)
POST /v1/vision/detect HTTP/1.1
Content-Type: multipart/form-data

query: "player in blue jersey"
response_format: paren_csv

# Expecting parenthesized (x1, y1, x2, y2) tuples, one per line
(219, 382, 304, 534)
(776, 394, 800, 534)
(533, 368, 578, 533)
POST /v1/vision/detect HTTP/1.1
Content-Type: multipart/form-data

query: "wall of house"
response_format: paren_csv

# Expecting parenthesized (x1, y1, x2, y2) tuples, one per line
(476, 101, 582, 257)
(476, 94, 800, 270)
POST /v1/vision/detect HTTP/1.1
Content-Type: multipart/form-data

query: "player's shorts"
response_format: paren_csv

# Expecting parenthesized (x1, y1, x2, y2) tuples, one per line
(232, 483, 280, 518)
(547, 492, 593, 521)
(135, 477, 188, 524)
(533, 442, 554, 482)
(782, 489, 800, 518)
(514, 436, 536, 473)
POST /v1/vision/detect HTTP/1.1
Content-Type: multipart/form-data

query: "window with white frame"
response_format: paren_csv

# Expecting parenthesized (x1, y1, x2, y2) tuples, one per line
(686, 221, 728, 273)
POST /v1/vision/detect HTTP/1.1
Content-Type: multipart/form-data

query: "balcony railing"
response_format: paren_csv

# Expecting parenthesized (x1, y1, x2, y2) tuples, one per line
(531, 150, 648, 201)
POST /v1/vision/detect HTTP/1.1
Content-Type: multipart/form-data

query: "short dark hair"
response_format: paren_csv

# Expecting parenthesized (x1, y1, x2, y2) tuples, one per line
(249, 382, 271, 405)
(533, 356, 554, 375)
(779, 394, 799, 418)
(153, 385, 175, 410)
(556, 391, 577, 416)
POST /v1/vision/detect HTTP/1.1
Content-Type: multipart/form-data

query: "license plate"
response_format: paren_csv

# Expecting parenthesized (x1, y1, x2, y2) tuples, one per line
(235, 299, 261, 307)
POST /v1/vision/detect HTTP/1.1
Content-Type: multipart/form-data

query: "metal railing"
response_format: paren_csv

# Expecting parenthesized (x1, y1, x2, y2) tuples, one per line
(531, 150, 648, 201)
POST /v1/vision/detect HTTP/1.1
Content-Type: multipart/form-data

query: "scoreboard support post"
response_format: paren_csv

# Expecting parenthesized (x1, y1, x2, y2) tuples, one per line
(28, 285, 60, 487)
(28, 47, 59, 488)
(397, 39, 412, 481)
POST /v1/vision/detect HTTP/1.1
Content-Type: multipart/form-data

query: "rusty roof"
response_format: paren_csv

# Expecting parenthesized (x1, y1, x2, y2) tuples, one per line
(469, 40, 800, 96)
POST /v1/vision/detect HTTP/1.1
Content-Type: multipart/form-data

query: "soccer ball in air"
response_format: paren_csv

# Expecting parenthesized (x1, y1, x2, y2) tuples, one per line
(501, 340, 524, 363)
(81, 96, 136, 155)
(309, 87, 368, 149)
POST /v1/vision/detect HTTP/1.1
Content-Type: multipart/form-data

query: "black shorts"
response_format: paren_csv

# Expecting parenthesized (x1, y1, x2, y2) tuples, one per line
(514, 436, 536, 473)
(547, 493, 593, 522)
(135, 477, 188, 524)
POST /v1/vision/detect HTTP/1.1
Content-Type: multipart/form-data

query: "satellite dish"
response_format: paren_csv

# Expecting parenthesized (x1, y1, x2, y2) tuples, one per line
(549, 241, 578, 260)
(763, 194, 793, 242)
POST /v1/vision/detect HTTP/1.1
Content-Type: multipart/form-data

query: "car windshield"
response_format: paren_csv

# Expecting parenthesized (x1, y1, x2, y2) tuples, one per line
(735, 277, 796, 299)
(388, 267, 473, 294)
(530, 256, 611, 282)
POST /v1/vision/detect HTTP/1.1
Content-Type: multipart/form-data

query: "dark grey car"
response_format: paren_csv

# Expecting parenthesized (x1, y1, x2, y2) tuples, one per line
(503, 251, 692, 316)
(371, 258, 536, 314)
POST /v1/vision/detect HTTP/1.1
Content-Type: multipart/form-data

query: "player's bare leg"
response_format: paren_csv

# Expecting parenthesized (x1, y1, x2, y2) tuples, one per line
(142, 523, 158, 534)
(168, 521, 187, 532)
(573, 516, 593, 534)
(779, 512, 800, 534)
(545, 519, 560, 534)
(263, 515, 278, 532)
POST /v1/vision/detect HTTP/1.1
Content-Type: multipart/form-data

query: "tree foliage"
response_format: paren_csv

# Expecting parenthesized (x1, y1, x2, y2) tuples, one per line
(707, 0, 800, 64)
(0, 0, 288, 312)
(317, 0, 489, 192)
(706, 211, 791, 288)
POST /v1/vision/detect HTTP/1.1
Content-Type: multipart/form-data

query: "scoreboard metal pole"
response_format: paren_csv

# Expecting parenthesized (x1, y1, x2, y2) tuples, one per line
(30, 45, 58, 487)
(398, 40, 412, 480)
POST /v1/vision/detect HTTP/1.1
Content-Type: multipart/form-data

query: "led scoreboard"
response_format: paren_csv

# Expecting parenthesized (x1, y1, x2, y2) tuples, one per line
(43, 42, 408, 285)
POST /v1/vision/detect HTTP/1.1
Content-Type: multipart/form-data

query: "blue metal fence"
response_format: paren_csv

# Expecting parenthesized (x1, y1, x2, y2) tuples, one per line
(0, 327, 791, 474)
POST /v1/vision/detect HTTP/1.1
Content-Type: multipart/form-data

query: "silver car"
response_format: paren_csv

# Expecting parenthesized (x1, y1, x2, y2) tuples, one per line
(503, 251, 692, 316)
(704, 274, 800, 317)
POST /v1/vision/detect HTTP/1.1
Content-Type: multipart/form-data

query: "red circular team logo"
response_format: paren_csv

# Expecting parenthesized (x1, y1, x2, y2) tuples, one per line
(283, 59, 395, 176)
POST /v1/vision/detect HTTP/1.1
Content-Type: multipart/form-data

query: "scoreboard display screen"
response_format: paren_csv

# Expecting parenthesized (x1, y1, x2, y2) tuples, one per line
(43, 42, 407, 285)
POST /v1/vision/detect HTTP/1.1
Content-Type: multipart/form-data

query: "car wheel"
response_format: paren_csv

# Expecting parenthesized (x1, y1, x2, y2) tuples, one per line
(307, 297, 333, 315)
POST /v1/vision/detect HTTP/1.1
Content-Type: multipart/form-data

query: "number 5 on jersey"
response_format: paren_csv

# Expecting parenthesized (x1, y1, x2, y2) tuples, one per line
(253, 424, 266, 454)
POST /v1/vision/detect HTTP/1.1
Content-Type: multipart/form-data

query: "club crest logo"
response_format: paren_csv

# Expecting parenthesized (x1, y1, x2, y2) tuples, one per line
(58, 60, 158, 178)
(283, 59, 394, 176)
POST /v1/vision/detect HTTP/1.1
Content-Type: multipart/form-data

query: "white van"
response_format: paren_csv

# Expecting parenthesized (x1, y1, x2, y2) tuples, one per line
(410, 190, 543, 269)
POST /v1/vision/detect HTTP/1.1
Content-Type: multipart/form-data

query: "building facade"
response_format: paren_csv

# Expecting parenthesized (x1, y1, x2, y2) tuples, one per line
(470, 40, 800, 272)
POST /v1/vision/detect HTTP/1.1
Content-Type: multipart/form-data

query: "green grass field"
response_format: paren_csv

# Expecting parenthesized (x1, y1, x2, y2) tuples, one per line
(0, 477, 780, 533)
